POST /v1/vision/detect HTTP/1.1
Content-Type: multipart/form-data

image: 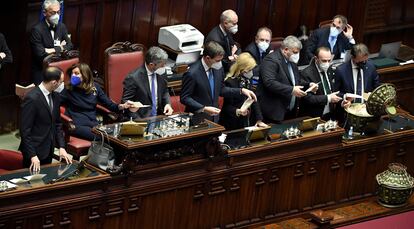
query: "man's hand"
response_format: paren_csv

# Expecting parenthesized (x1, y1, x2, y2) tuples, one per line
(203, 106, 221, 116)
(30, 156, 41, 172)
(59, 148, 72, 164)
(255, 120, 268, 127)
(0, 52, 5, 59)
(292, 86, 307, 97)
(344, 24, 353, 39)
(308, 82, 319, 93)
(236, 108, 249, 117)
(241, 88, 257, 101)
(231, 45, 238, 55)
(45, 48, 56, 54)
(164, 104, 174, 115)
(329, 91, 342, 103)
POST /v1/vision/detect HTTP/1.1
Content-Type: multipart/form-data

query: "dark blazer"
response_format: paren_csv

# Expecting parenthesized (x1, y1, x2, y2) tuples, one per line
(19, 87, 65, 166)
(205, 25, 241, 72)
(30, 20, 73, 84)
(256, 49, 307, 122)
(334, 60, 380, 97)
(180, 59, 240, 122)
(244, 42, 271, 82)
(219, 77, 263, 130)
(299, 58, 336, 118)
(0, 33, 12, 68)
(61, 83, 119, 127)
(306, 27, 353, 62)
(122, 66, 170, 119)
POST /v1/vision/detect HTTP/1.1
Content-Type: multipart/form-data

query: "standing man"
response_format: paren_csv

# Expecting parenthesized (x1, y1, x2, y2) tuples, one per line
(257, 36, 317, 123)
(180, 41, 256, 124)
(0, 33, 13, 69)
(19, 66, 72, 171)
(122, 46, 173, 119)
(335, 43, 380, 105)
(30, 0, 73, 85)
(244, 27, 272, 86)
(306, 15, 355, 63)
(205, 9, 241, 73)
(299, 47, 342, 119)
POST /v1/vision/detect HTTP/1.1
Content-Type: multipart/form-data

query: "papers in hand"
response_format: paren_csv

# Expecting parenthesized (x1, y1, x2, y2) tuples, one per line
(344, 93, 364, 100)
(305, 82, 320, 93)
(15, 83, 35, 99)
(23, 174, 46, 181)
(240, 98, 254, 111)
(129, 101, 150, 108)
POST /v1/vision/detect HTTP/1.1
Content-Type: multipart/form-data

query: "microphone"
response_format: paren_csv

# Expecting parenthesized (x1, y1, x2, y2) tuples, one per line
(161, 74, 182, 113)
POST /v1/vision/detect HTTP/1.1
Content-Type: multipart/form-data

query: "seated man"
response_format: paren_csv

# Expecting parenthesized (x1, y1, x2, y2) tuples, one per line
(30, 0, 73, 84)
(299, 47, 342, 120)
(306, 15, 355, 63)
(205, 9, 241, 73)
(122, 46, 173, 119)
(19, 66, 72, 171)
(335, 43, 380, 106)
(244, 27, 272, 86)
(257, 36, 318, 123)
(180, 41, 256, 124)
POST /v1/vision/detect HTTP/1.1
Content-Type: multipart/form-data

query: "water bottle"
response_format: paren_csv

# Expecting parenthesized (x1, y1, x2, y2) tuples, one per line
(348, 126, 354, 139)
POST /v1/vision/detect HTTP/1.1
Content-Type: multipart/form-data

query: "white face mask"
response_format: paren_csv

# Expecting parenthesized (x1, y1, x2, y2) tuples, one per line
(318, 62, 330, 72)
(330, 26, 342, 37)
(229, 24, 238, 34)
(257, 41, 270, 52)
(54, 82, 64, 93)
(154, 67, 166, 75)
(49, 14, 60, 26)
(289, 52, 300, 64)
(211, 61, 222, 70)
(243, 70, 254, 79)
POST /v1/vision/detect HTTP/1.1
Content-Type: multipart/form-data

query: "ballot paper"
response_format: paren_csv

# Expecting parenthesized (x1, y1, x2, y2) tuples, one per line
(240, 98, 254, 111)
(23, 174, 46, 181)
(0, 180, 17, 191)
(9, 178, 28, 184)
(130, 101, 151, 108)
(305, 82, 321, 93)
(344, 93, 364, 100)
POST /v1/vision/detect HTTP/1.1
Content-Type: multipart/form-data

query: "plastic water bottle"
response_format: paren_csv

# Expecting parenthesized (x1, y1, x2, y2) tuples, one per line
(348, 126, 354, 139)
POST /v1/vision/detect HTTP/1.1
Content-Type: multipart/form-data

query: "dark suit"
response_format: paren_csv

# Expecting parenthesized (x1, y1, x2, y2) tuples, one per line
(244, 42, 271, 85)
(19, 87, 65, 167)
(180, 59, 240, 123)
(299, 59, 336, 118)
(306, 27, 353, 62)
(205, 26, 241, 72)
(257, 49, 307, 122)
(334, 60, 380, 97)
(61, 83, 119, 140)
(122, 66, 170, 119)
(219, 77, 263, 130)
(30, 20, 73, 84)
(0, 33, 12, 68)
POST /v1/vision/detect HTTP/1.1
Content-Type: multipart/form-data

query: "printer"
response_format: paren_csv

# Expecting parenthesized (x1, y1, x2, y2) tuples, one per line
(158, 24, 204, 53)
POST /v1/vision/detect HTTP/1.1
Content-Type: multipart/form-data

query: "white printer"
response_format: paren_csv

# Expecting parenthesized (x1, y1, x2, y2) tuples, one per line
(158, 24, 204, 53)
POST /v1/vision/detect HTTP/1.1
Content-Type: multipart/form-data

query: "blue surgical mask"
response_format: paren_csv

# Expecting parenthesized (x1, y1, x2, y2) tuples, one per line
(70, 75, 81, 86)
(330, 26, 342, 37)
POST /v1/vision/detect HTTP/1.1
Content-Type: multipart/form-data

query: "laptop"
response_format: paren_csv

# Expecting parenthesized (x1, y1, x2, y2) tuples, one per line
(378, 41, 401, 58)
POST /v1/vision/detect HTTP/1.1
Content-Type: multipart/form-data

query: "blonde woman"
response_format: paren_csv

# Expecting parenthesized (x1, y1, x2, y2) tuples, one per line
(219, 53, 267, 130)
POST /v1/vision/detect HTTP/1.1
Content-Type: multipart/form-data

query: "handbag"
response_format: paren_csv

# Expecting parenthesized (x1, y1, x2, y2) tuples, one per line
(87, 130, 115, 171)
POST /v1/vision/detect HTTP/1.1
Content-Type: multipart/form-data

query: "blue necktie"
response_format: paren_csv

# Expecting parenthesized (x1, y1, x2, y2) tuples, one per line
(150, 73, 157, 116)
(329, 36, 336, 52)
(208, 69, 214, 101)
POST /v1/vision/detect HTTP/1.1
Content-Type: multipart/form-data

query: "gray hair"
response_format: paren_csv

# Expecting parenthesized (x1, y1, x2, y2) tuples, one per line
(281, 35, 302, 50)
(257, 27, 272, 38)
(43, 0, 60, 11)
(145, 46, 168, 65)
(333, 15, 348, 27)
(351, 43, 370, 57)
(220, 9, 237, 23)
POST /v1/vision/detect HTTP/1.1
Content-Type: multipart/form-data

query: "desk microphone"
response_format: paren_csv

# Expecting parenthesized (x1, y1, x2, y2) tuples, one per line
(162, 75, 182, 113)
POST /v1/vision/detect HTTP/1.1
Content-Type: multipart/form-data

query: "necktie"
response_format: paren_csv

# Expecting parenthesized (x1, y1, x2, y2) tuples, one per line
(225, 35, 231, 55)
(329, 36, 336, 51)
(287, 62, 296, 110)
(208, 69, 215, 101)
(260, 52, 264, 60)
(356, 67, 362, 103)
(48, 93, 53, 112)
(321, 71, 331, 95)
(150, 73, 157, 116)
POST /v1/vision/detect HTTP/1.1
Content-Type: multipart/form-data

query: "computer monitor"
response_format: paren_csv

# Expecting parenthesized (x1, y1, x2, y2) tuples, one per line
(378, 41, 401, 59)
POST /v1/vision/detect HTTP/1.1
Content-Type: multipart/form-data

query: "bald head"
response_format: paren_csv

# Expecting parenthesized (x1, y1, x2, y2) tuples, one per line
(220, 9, 238, 34)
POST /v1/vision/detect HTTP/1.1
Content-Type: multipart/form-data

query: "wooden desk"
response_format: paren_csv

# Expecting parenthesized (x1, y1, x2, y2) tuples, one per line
(1, 114, 414, 228)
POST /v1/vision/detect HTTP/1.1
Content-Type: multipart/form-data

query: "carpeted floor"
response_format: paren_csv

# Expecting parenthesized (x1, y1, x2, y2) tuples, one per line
(338, 210, 414, 229)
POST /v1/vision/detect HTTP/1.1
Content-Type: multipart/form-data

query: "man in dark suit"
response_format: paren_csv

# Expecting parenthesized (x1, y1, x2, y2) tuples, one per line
(205, 9, 241, 73)
(122, 46, 173, 119)
(19, 66, 72, 171)
(0, 33, 13, 69)
(299, 47, 342, 119)
(180, 41, 256, 124)
(306, 15, 355, 64)
(30, 0, 73, 85)
(335, 43, 380, 106)
(257, 36, 318, 123)
(244, 27, 272, 86)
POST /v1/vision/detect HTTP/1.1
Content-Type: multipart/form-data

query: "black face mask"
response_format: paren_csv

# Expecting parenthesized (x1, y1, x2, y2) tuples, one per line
(356, 60, 367, 69)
